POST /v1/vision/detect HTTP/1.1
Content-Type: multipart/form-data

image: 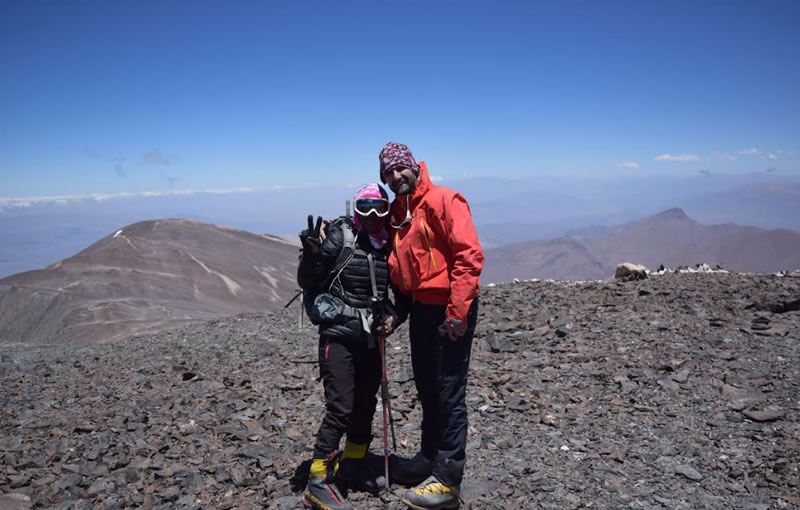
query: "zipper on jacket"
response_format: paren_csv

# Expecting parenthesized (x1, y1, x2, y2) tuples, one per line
(420, 217, 438, 270)
(393, 231, 410, 292)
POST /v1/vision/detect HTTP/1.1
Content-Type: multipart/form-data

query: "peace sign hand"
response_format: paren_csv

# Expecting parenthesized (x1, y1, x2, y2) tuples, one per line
(299, 215, 324, 255)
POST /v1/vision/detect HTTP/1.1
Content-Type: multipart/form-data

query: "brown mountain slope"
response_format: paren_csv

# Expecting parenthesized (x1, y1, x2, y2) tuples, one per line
(484, 236, 607, 281)
(482, 209, 800, 283)
(0, 219, 299, 344)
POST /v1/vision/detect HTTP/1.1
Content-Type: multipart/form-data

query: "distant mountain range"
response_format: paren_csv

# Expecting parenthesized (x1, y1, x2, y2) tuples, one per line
(3, 173, 800, 277)
(472, 176, 800, 248)
(2, 208, 799, 344)
(481, 208, 800, 283)
(0, 219, 299, 344)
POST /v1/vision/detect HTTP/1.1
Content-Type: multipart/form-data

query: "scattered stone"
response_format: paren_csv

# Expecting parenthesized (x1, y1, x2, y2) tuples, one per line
(675, 464, 703, 481)
(394, 365, 414, 384)
(657, 379, 680, 391)
(740, 504, 769, 510)
(229, 463, 248, 487)
(670, 370, 690, 384)
(2, 272, 797, 509)
(0, 493, 32, 510)
(541, 414, 561, 428)
(486, 335, 512, 353)
(742, 409, 785, 422)
(653, 495, 672, 506)
(613, 375, 637, 392)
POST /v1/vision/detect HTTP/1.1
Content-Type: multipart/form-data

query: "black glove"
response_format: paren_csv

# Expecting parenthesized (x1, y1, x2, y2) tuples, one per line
(299, 215, 323, 255)
(371, 306, 399, 337)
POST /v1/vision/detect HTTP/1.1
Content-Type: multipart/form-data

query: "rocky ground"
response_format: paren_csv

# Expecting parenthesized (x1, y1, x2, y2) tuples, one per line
(1, 272, 799, 510)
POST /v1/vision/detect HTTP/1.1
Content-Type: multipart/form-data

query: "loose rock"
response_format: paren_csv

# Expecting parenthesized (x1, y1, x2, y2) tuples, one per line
(1, 272, 797, 509)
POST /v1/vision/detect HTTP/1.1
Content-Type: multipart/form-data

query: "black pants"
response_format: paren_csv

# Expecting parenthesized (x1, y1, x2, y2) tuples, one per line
(409, 298, 478, 487)
(313, 335, 381, 459)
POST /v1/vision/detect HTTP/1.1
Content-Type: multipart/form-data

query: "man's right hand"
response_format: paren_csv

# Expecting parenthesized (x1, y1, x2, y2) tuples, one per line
(299, 215, 323, 255)
(372, 315, 395, 337)
(371, 307, 399, 337)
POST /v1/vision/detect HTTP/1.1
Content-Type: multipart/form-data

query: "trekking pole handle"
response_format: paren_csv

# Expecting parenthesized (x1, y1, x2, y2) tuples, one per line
(369, 296, 385, 320)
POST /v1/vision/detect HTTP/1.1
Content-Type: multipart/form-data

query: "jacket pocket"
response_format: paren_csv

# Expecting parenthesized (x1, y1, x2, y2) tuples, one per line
(407, 213, 445, 284)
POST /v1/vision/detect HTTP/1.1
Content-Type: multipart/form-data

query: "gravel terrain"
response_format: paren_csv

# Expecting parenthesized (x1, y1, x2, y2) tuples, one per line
(1, 272, 799, 509)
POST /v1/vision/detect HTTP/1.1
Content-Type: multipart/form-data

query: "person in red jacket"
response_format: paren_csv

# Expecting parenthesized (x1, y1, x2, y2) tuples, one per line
(377, 142, 484, 510)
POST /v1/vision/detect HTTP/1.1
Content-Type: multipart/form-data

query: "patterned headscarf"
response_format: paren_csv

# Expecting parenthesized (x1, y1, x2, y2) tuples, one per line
(379, 142, 419, 183)
(352, 183, 389, 249)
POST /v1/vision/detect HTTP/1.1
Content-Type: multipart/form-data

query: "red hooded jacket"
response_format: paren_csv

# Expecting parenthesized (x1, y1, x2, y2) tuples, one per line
(388, 161, 484, 323)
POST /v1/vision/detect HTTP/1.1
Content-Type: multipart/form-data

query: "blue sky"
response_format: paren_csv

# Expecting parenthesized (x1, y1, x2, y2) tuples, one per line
(1, 0, 798, 202)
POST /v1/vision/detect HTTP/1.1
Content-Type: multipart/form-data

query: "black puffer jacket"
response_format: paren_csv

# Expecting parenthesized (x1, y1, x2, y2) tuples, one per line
(297, 217, 391, 340)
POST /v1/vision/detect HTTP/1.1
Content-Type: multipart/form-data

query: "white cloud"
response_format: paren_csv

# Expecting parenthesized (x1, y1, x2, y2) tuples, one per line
(654, 154, 699, 162)
(768, 153, 777, 160)
(739, 148, 760, 156)
(0, 185, 311, 213)
(711, 152, 737, 161)
(616, 161, 639, 169)
(430, 175, 444, 183)
(205, 187, 259, 194)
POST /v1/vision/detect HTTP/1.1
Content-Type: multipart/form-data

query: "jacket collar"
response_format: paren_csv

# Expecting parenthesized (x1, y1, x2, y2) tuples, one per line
(390, 161, 431, 223)
(411, 161, 432, 202)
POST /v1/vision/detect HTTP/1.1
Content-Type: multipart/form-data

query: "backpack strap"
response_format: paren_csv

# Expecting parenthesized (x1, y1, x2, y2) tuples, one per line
(321, 218, 357, 292)
(367, 253, 379, 298)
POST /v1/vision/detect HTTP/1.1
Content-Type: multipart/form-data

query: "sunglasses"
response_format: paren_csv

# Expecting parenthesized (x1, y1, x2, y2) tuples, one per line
(381, 164, 410, 181)
(354, 198, 390, 217)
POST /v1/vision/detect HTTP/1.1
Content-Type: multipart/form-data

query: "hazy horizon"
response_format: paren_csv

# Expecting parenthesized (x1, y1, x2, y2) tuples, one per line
(2, 171, 800, 278)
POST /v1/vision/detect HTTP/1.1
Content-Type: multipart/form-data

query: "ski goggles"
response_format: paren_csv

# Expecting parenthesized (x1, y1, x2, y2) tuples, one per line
(354, 197, 390, 217)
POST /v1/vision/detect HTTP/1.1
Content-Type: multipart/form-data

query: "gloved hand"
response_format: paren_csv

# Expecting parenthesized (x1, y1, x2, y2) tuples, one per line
(371, 307, 399, 337)
(299, 215, 323, 255)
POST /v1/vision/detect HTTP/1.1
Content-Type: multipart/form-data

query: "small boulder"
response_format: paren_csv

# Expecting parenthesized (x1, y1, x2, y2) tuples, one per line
(675, 464, 703, 481)
(486, 335, 512, 353)
(743, 408, 785, 422)
(614, 263, 648, 281)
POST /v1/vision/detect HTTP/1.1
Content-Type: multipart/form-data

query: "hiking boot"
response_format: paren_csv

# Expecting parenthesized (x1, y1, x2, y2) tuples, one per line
(303, 455, 353, 510)
(336, 456, 387, 494)
(391, 451, 434, 486)
(303, 476, 353, 510)
(401, 475, 460, 510)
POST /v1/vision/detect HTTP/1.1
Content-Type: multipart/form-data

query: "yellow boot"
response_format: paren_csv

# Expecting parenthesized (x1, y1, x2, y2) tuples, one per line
(303, 454, 353, 510)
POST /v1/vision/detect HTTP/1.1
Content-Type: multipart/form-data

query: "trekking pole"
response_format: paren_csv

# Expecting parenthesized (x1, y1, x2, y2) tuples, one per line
(377, 333, 391, 493)
(381, 336, 397, 452)
(371, 298, 398, 450)
(371, 296, 398, 494)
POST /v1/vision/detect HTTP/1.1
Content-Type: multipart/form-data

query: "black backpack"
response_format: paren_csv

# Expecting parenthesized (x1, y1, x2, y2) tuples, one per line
(299, 217, 358, 325)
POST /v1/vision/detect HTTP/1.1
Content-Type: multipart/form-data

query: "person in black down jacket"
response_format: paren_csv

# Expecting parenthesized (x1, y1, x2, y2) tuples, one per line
(297, 183, 397, 510)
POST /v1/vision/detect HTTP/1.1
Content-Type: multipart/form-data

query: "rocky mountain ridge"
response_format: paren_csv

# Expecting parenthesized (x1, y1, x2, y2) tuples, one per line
(0, 219, 299, 345)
